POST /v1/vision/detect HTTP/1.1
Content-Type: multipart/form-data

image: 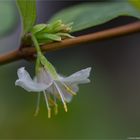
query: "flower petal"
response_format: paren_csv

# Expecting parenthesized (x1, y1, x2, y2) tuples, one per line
(15, 67, 52, 92)
(37, 68, 53, 85)
(17, 67, 33, 81)
(15, 79, 51, 92)
(59, 67, 91, 84)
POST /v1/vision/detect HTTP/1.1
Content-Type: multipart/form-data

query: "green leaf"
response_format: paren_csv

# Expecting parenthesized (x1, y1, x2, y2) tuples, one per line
(16, 0, 36, 35)
(129, 0, 140, 11)
(49, 2, 140, 32)
(0, 1, 18, 37)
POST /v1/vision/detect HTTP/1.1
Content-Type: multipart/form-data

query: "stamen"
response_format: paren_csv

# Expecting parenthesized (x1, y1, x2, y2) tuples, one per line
(61, 82, 76, 96)
(47, 95, 58, 114)
(48, 108, 51, 119)
(54, 81, 68, 112)
(34, 93, 41, 117)
(47, 94, 56, 106)
(64, 103, 68, 112)
(53, 87, 58, 115)
(43, 91, 51, 118)
(54, 103, 58, 115)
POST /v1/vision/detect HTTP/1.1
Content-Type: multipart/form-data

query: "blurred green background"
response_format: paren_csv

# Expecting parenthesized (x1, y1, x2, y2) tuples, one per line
(0, 0, 140, 139)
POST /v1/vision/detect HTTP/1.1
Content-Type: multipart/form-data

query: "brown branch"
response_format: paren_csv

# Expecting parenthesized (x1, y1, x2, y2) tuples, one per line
(1, 21, 140, 65)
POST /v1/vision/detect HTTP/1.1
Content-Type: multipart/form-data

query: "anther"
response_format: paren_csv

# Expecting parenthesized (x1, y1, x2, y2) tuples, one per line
(64, 103, 68, 112)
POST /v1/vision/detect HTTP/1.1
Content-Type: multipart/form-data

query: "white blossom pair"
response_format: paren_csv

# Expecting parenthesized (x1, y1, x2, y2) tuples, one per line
(15, 64, 91, 118)
(15, 28, 91, 118)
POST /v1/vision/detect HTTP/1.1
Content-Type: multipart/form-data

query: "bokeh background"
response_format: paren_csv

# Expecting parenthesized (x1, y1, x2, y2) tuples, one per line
(0, 0, 140, 139)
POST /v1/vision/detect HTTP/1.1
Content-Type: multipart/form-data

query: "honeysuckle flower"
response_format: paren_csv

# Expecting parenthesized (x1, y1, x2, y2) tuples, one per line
(44, 66, 91, 113)
(15, 63, 91, 118)
(15, 23, 92, 118)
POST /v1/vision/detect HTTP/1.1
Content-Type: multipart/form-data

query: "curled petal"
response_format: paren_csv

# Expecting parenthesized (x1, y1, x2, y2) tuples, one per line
(17, 67, 33, 81)
(59, 67, 91, 84)
(15, 67, 52, 92)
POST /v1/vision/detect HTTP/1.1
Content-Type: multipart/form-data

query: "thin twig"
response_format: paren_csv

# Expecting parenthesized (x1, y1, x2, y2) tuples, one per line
(0, 21, 140, 65)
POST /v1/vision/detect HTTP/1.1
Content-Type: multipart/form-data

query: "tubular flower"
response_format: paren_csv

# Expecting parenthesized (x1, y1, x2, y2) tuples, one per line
(15, 54, 91, 118)
(40, 66, 91, 116)
(15, 21, 92, 118)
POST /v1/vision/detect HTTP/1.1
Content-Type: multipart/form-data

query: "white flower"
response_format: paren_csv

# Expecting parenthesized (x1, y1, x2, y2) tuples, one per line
(15, 67, 91, 118)
(15, 23, 91, 118)
(49, 67, 91, 103)
(15, 67, 52, 92)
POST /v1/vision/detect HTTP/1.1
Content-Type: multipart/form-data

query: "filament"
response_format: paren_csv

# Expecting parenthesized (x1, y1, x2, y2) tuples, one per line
(52, 86, 58, 115)
(61, 82, 76, 96)
(43, 91, 51, 118)
(34, 93, 41, 116)
(54, 81, 68, 112)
